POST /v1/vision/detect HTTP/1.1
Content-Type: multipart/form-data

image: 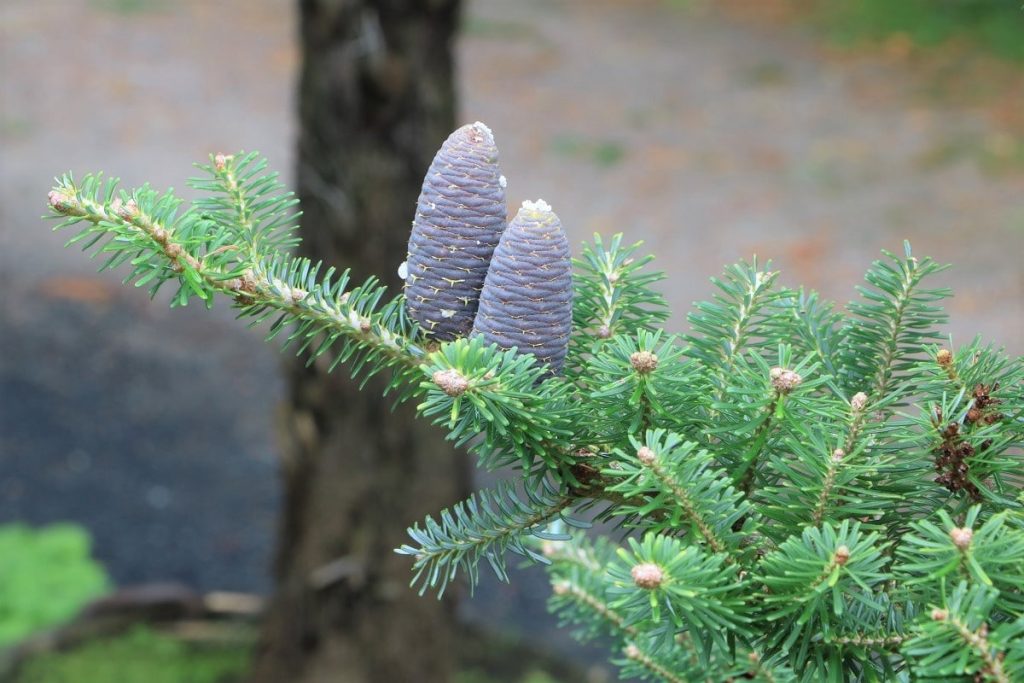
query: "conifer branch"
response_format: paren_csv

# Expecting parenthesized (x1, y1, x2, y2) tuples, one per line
(686, 259, 783, 393)
(43, 146, 1024, 680)
(839, 242, 950, 403)
(622, 642, 687, 683)
(48, 174, 427, 388)
(944, 617, 1008, 682)
(571, 234, 668, 343)
(554, 579, 639, 638)
(811, 396, 870, 525)
(397, 478, 578, 597)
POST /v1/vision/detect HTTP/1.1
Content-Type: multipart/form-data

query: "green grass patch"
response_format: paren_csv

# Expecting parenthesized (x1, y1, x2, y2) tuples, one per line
(816, 0, 1024, 62)
(0, 524, 109, 647)
(14, 626, 251, 683)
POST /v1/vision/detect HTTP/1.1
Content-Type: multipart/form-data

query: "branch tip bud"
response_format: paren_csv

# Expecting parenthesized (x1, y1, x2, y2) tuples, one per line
(49, 189, 83, 215)
(936, 349, 953, 366)
(850, 392, 868, 412)
(834, 545, 850, 566)
(630, 562, 663, 589)
(931, 608, 948, 621)
(950, 527, 973, 550)
(636, 446, 657, 466)
(770, 368, 802, 393)
(630, 351, 659, 374)
(433, 368, 469, 397)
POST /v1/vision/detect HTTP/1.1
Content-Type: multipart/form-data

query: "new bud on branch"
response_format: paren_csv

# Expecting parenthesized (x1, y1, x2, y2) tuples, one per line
(472, 199, 573, 374)
(403, 122, 508, 340)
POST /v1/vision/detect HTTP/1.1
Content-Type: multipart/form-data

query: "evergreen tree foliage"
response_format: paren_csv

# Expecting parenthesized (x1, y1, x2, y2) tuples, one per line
(46, 137, 1023, 681)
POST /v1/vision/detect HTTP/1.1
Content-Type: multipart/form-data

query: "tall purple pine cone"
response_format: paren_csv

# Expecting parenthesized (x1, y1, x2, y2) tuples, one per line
(472, 200, 573, 374)
(403, 121, 507, 340)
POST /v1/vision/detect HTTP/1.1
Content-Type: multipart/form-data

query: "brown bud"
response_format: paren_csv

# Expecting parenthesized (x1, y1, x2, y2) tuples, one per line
(850, 392, 868, 412)
(771, 368, 802, 393)
(240, 270, 258, 293)
(596, 325, 612, 339)
(630, 562, 663, 590)
(936, 349, 953, 366)
(636, 446, 657, 466)
(630, 351, 659, 374)
(433, 368, 469, 397)
(834, 545, 851, 566)
(552, 581, 570, 596)
(214, 153, 230, 172)
(624, 644, 642, 660)
(164, 243, 183, 259)
(48, 189, 74, 212)
(115, 198, 139, 221)
(931, 608, 948, 621)
(950, 527, 973, 550)
(831, 448, 845, 463)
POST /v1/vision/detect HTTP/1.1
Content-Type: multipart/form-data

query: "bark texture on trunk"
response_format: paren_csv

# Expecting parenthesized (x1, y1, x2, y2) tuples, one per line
(250, 2, 464, 681)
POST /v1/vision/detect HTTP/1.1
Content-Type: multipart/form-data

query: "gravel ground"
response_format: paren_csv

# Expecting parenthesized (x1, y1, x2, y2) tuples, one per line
(1, 0, 1021, 662)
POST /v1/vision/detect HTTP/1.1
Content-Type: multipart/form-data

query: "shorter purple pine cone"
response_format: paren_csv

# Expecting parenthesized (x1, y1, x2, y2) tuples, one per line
(403, 121, 507, 340)
(472, 200, 573, 374)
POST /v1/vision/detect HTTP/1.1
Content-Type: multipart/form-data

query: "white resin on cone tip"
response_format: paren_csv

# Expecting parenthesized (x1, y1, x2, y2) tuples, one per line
(520, 199, 552, 214)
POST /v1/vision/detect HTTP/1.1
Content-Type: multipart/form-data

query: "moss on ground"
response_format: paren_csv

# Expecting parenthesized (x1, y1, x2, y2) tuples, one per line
(14, 626, 250, 683)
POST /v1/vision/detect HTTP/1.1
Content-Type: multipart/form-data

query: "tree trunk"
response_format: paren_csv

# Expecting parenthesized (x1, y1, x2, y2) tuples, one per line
(250, 2, 464, 681)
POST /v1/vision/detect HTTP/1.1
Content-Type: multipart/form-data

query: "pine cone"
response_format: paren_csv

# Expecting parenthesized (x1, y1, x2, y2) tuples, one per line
(403, 122, 507, 340)
(472, 199, 573, 374)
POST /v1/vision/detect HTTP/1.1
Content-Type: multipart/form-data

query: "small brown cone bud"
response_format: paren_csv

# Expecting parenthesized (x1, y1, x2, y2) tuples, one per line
(931, 608, 948, 621)
(950, 527, 973, 550)
(624, 644, 642, 660)
(630, 562, 663, 590)
(831, 448, 845, 463)
(834, 545, 851, 566)
(770, 368, 802, 393)
(850, 392, 868, 412)
(48, 189, 72, 211)
(630, 351, 659, 374)
(49, 189, 85, 216)
(936, 349, 953, 366)
(636, 446, 657, 466)
(433, 368, 469, 397)
(115, 198, 140, 221)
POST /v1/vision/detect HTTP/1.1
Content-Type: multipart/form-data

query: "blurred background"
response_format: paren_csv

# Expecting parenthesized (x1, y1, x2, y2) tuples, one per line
(1, 1, 1022, 681)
